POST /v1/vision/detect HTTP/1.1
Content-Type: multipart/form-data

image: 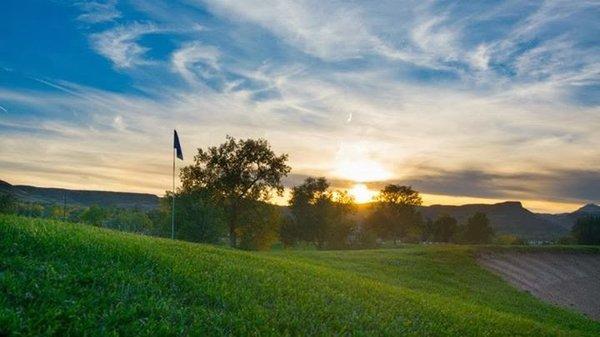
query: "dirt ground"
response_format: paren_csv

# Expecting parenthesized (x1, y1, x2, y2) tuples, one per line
(477, 251, 600, 321)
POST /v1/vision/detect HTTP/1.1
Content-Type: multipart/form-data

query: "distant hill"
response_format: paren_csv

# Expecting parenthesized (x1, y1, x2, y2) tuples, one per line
(0, 180, 159, 210)
(538, 204, 600, 231)
(418, 201, 569, 240)
(356, 201, 600, 240)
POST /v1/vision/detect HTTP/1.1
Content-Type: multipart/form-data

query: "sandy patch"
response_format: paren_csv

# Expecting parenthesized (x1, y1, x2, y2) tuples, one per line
(477, 251, 600, 321)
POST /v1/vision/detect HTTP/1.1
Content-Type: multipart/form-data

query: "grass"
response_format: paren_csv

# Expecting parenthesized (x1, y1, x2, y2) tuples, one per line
(1, 214, 599, 336)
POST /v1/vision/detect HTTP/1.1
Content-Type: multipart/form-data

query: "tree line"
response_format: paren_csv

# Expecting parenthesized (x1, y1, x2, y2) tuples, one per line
(1, 136, 599, 249)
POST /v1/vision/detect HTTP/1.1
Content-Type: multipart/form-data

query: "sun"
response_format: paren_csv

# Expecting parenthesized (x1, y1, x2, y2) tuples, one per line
(348, 184, 376, 203)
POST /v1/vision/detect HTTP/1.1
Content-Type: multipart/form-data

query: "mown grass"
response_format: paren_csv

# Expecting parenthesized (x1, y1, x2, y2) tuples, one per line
(1, 214, 598, 336)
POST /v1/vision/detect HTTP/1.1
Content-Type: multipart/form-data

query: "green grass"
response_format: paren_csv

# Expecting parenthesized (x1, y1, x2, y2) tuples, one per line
(1, 214, 599, 336)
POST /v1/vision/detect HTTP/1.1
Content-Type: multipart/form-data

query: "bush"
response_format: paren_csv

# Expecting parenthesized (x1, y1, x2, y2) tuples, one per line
(104, 209, 153, 233)
(556, 235, 576, 245)
(495, 234, 525, 245)
(349, 228, 379, 249)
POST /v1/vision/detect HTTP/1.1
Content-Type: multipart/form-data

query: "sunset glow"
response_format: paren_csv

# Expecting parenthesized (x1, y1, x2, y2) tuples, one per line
(347, 184, 377, 203)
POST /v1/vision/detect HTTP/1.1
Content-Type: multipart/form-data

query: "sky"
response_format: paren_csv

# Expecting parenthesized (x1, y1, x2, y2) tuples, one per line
(0, 0, 599, 213)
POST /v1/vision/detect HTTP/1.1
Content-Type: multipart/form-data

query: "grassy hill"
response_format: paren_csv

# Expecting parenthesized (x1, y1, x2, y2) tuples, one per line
(0, 180, 159, 210)
(1, 215, 599, 336)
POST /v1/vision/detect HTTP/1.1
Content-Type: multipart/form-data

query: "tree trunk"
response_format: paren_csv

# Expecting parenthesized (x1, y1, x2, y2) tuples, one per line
(229, 202, 238, 247)
(229, 223, 237, 247)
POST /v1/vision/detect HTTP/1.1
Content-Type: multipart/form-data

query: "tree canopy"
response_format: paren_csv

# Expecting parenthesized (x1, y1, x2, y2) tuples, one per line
(283, 177, 356, 249)
(366, 184, 423, 243)
(180, 136, 291, 247)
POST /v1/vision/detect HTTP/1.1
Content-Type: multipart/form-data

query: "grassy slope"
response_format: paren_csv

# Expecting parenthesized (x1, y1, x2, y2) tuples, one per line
(0, 215, 598, 337)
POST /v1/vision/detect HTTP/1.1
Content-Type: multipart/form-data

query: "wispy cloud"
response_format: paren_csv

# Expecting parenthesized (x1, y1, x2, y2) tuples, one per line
(90, 23, 160, 69)
(76, 0, 121, 24)
(196, 0, 416, 63)
(1, 0, 598, 212)
(171, 42, 220, 84)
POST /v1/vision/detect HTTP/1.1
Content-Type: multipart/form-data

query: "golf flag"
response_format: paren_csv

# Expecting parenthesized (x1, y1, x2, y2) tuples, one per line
(174, 130, 183, 160)
(171, 130, 183, 240)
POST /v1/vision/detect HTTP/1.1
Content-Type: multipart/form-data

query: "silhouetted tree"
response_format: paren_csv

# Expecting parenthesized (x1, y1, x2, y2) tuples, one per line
(180, 136, 291, 247)
(571, 216, 600, 245)
(238, 201, 282, 251)
(431, 214, 458, 242)
(366, 185, 423, 244)
(0, 193, 16, 214)
(153, 190, 226, 243)
(462, 212, 494, 244)
(284, 177, 356, 249)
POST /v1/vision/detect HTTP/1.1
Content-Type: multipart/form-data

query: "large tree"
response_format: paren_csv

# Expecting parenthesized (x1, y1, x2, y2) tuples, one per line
(284, 177, 356, 249)
(180, 136, 291, 247)
(366, 184, 423, 244)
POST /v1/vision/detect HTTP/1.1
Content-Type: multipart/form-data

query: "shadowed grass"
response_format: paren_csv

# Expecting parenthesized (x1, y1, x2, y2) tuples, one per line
(1, 214, 599, 336)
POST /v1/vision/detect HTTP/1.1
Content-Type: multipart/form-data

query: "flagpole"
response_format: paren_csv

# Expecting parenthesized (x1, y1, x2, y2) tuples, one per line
(171, 146, 175, 240)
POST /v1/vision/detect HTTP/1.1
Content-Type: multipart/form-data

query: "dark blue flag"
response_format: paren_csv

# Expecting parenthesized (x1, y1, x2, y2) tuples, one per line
(174, 130, 183, 160)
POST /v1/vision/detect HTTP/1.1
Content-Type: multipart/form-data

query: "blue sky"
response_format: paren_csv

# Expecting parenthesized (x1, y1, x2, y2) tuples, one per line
(0, 0, 599, 212)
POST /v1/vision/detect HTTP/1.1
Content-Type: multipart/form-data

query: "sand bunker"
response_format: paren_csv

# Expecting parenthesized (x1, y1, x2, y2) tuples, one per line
(477, 251, 600, 321)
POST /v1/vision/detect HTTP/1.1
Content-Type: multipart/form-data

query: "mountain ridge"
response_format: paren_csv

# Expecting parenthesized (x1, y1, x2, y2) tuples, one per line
(0, 179, 159, 210)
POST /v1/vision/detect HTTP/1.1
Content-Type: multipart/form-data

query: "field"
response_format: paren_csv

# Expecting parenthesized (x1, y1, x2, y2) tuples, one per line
(1, 214, 599, 336)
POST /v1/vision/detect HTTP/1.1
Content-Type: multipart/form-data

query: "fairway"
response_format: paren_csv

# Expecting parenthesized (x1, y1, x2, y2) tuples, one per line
(1, 215, 599, 337)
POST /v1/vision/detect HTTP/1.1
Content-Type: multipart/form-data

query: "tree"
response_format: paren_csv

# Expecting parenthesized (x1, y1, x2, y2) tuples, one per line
(462, 212, 494, 244)
(0, 192, 16, 214)
(286, 177, 329, 245)
(147, 191, 227, 242)
(16, 202, 44, 218)
(180, 136, 291, 247)
(284, 177, 356, 249)
(104, 209, 153, 233)
(571, 216, 600, 245)
(81, 205, 107, 226)
(431, 214, 458, 242)
(164, 190, 226, 243)
(320, 190, 356, 249)
(238, 201, 282, 251)
(365, 185, 423, 244)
